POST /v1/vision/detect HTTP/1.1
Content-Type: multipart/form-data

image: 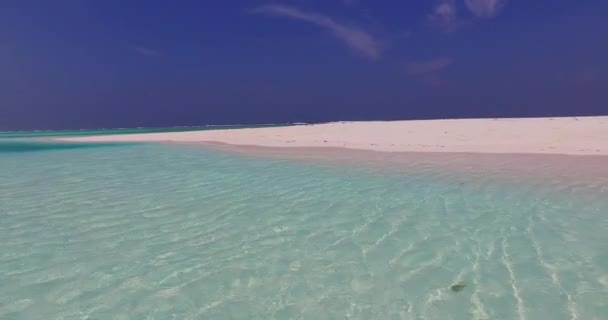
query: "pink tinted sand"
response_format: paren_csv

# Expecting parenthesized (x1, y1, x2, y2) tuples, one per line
(55, 116, 608, 179)
(56, 117, 608, 156)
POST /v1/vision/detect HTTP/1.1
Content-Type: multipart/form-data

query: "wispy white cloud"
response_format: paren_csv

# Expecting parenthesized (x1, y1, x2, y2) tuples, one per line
(427, 0, 464, 32)
(407, 57, 453, 75)
(133, 46, 162, 56)
(428, 0, 506, 32)
(254, 4, 382, 60)
(464, 0, 507, 18)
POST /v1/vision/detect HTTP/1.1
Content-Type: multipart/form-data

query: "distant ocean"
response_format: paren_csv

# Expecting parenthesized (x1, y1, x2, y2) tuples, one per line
(0, 124, 285, 139)
(1, 129, 607, 319)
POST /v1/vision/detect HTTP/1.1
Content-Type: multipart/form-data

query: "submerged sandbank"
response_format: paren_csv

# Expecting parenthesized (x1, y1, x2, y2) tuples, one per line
(199, 142, 608, 182)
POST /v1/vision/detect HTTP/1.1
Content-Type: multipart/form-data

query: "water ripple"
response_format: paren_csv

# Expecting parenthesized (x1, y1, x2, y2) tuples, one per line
(1, 143, 607, 319)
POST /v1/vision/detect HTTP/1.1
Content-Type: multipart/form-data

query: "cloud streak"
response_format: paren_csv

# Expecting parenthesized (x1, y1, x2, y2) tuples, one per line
(465, 0, 507, 18)
(254, 4, 382, 60)
(407, 58, 454, 89)
(407, 58, 453, 75)
(133, 46, 162, 56)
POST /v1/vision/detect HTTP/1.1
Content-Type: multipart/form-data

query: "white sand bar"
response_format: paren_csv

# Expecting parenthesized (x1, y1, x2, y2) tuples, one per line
(55, 117, 608, 156)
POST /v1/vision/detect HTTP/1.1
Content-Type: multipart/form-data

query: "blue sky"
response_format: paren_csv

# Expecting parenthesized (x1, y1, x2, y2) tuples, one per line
(1, 0, 607, 130)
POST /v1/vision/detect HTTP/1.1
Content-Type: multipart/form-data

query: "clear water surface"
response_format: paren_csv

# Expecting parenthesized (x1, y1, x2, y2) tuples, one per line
(1, 140, 607, 319)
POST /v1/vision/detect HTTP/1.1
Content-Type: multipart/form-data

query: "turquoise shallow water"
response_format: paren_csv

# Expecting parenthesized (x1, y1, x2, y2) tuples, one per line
(0, 141, 137, 153)
(1, 142, 607, 319)
(0, 124, 285, 139)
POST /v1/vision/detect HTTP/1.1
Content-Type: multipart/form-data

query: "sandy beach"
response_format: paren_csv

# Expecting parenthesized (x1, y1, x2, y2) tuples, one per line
(55, 116, 608, 156)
